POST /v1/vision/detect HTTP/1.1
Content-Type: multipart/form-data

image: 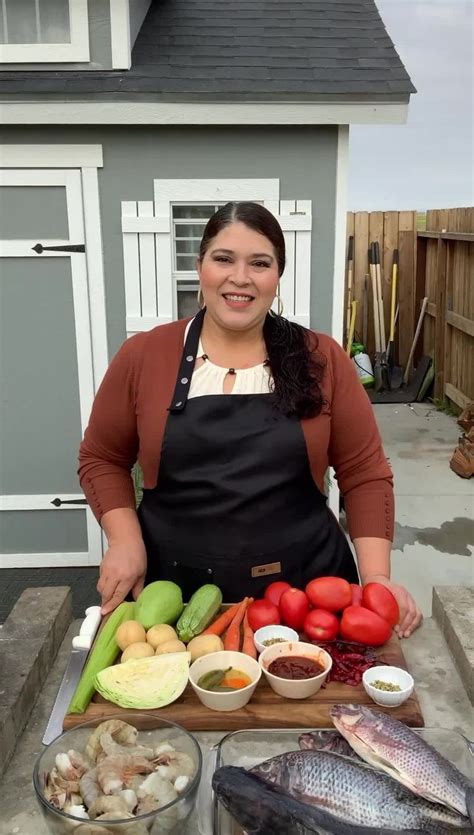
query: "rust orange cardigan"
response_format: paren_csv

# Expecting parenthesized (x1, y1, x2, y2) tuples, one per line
(78, 318, 394, 541)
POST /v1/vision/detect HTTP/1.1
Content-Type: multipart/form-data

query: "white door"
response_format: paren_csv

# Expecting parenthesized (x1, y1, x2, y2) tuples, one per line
(0, 168, 105, 567)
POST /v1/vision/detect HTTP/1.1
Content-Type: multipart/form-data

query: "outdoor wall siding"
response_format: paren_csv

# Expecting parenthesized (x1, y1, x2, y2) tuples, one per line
(0, 124, 338, 356)
(0, 0, 112, 71)
(130, 0, 152, 49)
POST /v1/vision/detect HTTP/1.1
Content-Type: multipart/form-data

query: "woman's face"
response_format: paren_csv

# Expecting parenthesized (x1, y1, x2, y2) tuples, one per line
(197, 221, 280, 331)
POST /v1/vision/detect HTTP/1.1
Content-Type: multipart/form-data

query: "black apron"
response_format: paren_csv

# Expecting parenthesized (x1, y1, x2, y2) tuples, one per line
(138, 310, 358, 601)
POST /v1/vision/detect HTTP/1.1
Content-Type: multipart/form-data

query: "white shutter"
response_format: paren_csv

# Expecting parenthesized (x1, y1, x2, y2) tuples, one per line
(121, 182, 312, 336)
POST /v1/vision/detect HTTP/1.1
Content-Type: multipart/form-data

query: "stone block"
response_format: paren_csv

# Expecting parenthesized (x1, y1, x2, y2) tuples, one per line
(432, 585, 474, 704)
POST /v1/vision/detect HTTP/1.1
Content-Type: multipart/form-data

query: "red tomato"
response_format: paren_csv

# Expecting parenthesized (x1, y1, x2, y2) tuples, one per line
(246, 599, 280, 632)
(303, 609, 339, 642)
(340, 605, 392, 646)
(279, 588, 310, 631)
(350, 583, 363, 606)
(362, 582, 400, 627)
(305, 577, 352, 612)
(264, 581, 292, 608)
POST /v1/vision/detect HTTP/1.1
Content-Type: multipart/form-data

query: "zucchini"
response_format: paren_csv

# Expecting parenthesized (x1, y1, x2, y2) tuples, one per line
(68, 601, 135, 714)
(176, 584, 223, 643)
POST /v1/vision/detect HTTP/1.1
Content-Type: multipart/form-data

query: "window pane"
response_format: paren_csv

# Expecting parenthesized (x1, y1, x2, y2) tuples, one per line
(175, 223, 208, 238)
(176, 255, 198, 271)
(176, 239, 200, 256)
(2, 0, 70, 44)
(173, 205, 217, 219)
(177, 289, 200, 319)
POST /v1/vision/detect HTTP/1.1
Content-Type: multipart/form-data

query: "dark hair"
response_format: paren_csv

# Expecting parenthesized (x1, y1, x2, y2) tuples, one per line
(199, 202, 326, 418)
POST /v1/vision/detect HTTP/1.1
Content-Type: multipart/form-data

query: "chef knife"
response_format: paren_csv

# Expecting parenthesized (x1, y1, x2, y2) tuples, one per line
(42, 605, 102, 745)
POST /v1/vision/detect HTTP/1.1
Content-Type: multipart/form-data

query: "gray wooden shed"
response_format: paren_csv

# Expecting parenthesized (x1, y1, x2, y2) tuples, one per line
(0, 0, 414, 616)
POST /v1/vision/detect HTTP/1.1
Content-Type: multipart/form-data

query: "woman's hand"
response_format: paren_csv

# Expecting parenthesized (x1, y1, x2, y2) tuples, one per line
(97, 537, 147, 615)
(363, 574, 422, 638)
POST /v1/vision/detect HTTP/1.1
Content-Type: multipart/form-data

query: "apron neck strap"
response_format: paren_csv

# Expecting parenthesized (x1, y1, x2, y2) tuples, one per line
(168, 308, 205, 412)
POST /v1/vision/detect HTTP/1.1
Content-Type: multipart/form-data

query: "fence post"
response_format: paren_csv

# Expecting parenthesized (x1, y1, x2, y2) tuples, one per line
(434, 237, 448, 400)
(414, 234, 427, 364)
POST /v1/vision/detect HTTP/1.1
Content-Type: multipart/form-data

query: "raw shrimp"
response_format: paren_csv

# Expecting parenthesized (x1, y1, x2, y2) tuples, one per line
(44, 768, 81, 809)
(136, 772, 178, 831)
(95, 814, 149, 835)
(97, 754, 154, 794)
(63, 791, 89, 819)
(86, 720, 138, 762)
(99, 731, 155, 760)
(119, 788, 138, 812)
(153, 750, 195, 784)
(79, 767, 102, 808)
(88, 794, 130, 819)
(56, 751, 89, 780)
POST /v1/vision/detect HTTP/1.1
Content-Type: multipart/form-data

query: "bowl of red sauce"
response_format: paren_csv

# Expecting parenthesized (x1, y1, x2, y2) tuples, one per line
(258, 641, 332, 699)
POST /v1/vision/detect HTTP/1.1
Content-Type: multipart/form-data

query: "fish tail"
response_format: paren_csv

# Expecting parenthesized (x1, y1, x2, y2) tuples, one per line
(466, 784, 474, 824)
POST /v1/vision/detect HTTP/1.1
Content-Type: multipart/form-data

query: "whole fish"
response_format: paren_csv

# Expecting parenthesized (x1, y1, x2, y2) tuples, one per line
(330, 703, 474, 822)
(213, 765, 435, 835)
(299, 729, 362, 761)
(249, 749, 471, 832)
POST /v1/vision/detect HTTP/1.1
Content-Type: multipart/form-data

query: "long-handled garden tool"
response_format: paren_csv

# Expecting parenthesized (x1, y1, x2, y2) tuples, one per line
(346, 299, 357, 356)
(403, 296, 429, 385)
(370, 242, 388, 391)
(386, 249, 403, 390)
(369, 243, 383, 391)
(345, 235, 354, 343)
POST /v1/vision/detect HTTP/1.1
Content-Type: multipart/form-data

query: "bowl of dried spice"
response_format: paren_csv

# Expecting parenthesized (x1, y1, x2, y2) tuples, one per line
(362, 665, 414, 707)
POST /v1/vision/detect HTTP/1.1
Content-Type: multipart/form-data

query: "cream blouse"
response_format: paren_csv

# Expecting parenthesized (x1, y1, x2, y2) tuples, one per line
(185, 320, 273, 398)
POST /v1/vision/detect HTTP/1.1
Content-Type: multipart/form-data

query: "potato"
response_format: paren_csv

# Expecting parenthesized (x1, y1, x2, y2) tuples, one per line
(116, 620, 147, 651)
(154, 639, 187, 655)
(121, 642, 154, 662)
(146, 623, 178, 649)
(186, 634, 224, 662)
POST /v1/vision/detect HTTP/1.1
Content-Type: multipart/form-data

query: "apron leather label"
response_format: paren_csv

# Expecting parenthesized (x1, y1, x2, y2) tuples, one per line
(251, 561, 282, 578)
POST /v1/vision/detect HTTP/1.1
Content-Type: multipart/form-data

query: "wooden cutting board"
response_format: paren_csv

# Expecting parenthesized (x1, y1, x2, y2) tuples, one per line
(63, 633, 424, 731)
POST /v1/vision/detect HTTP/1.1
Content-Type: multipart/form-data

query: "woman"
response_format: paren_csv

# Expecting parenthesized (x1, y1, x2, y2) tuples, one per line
(79, 202, 422, 638)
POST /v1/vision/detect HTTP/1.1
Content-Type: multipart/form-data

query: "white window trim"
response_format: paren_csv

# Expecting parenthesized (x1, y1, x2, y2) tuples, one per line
(0, 144, 103, 168)
(0, 0, 89, 63)
(109, 0, 131, 70)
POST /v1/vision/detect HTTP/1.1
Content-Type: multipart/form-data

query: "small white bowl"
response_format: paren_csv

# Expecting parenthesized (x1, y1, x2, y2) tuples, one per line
(259, 641, 332, 699)
(188, 650, 261, 712)
(253, 625, 299, 655)
(363, 665, 414, 707)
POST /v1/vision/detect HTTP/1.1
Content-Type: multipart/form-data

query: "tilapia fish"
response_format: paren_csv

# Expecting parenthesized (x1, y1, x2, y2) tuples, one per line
(331, 703, 474, 822)
(213, 764, 435, 835)
(299, 729, 362, 761)
(249, 749, 471, 832)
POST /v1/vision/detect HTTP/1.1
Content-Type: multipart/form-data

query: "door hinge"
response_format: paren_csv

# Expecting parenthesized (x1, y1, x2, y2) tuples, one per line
(32, 243, 86, 254)
(51, 498, 88, 507)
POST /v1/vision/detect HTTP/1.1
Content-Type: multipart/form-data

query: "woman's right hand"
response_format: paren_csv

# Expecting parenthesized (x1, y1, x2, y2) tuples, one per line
(97, 537, 147, 615)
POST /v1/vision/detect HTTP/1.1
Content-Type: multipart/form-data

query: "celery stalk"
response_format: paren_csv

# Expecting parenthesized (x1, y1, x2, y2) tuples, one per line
(68, 601, 135, 714)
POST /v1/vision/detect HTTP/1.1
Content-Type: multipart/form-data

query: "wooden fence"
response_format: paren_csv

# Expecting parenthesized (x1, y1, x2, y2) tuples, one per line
(345, 211, 417, 366)
(419, 208, 474, 408)
(345, 209, 473, 407)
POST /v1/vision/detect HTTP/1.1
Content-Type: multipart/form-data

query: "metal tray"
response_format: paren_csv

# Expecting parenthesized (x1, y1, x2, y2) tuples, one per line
(213, 727, 474, 835)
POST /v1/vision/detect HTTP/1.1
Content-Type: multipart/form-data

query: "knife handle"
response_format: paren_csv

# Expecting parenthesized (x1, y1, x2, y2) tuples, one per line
(72, 606, 101, 650)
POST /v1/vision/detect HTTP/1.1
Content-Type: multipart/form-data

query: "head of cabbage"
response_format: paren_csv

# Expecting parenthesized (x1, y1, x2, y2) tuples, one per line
(95, 652, 191, 709)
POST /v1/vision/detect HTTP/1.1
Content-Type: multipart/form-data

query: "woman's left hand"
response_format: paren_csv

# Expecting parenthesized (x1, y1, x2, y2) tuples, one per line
(363, 575, 423, 638)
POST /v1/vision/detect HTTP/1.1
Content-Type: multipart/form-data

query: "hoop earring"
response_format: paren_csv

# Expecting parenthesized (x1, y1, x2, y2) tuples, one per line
(270, 294, 284, 317)
(197, 287, 205, 308)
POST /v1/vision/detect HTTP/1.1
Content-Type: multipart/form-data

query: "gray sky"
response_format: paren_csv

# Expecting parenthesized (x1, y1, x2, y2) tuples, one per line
(348, 0, 474, 211)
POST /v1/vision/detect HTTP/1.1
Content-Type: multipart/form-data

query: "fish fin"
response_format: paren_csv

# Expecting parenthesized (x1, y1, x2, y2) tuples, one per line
(467, 784, 474, 824)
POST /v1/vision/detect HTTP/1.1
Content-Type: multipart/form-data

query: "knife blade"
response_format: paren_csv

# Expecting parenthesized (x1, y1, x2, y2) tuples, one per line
(42, 605, 102, 745)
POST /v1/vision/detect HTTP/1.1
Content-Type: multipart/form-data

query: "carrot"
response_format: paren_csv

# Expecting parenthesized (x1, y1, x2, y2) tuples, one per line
(223, 597, 249, 651)
(242, 610, 257, 658)
(224, 678, 250, 689)
(201, 601, 243, 636)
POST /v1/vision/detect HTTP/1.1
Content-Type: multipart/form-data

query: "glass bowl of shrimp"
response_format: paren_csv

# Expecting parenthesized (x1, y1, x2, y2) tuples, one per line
(33, 713, 202, 834)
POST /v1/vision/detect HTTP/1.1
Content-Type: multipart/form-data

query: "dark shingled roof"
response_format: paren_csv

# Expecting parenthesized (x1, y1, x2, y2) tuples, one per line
(0, 0, 416, 100)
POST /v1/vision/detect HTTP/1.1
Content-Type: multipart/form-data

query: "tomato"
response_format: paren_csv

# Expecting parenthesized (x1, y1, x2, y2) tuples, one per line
(279, 587, 310, 631)
(350, 583, 363, 606)
(303, 609, 339, 642)
(340, 605, 392, 646)
(305, 577, 352, 612)
(246, 599, 280, 632)
(264, 581, 292, 608)
(362, 582, 400, 627)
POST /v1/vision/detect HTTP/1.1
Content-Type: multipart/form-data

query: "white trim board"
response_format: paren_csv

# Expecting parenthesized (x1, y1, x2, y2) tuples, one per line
(153, 179, 280, 202)
(110, 0, 131, 70)
(1, 494, 86, 511)
(0, 145, 103, 168)
(0, 553, 94, 569)
(0, 101, 410, 126)
(331, 125, 349, 345)
(0, 0, 89, 63)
